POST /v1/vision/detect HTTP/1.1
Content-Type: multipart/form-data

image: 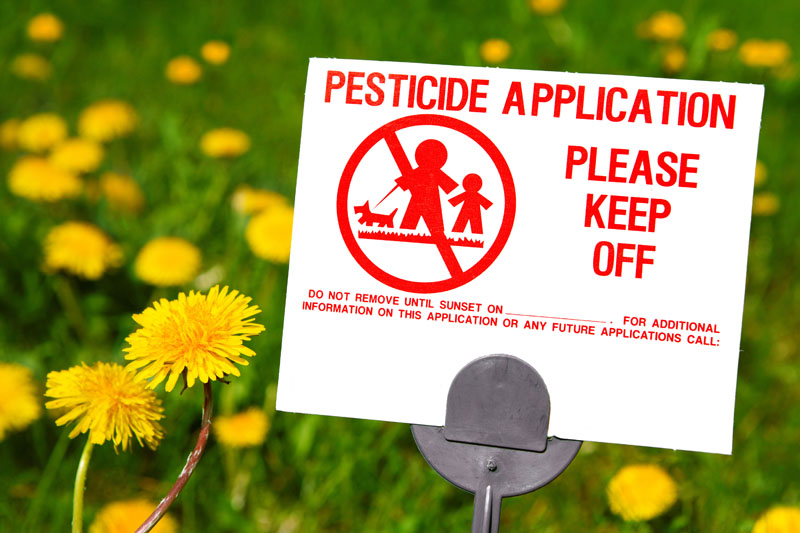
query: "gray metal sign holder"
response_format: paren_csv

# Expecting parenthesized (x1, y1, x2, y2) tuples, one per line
(411, 354, 582, 532)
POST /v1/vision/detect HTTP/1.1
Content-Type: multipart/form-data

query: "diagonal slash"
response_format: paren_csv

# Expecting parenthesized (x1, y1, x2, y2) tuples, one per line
(384, 132, 413, 175)
(383, 132, 463, 277)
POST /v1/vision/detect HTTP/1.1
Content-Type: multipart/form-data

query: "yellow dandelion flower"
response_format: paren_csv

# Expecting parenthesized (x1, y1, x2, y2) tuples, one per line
(479, 39, 511, 65)
(607, 464, 677, 521)
(1, 118, 21, 151)
(0, 363, 42, 440)
(245, 203, 293, 263)
(99, 172, 144, 213)
(17, 113, 68, 153)
(753, 506, 800, 533)
(43, 221, 122, 280)
(232, 185, 289, 215)
(752, 192, 779, 216)
(11, 53, 52, 81)
(214, 407, 270, 448)
(739, 39, 792, 68)
(8, 156, 82, 202)
(754, 160, 767, 187)
(90, 499, 178, 533)
(78, 100, 138, 142)
(529, 0, 566, 16)
(27, 13, 64, 43)
(124, 285, 265, 392)
(200, 128, 251, 158)
(662, 45, 688, 74)
(45, 362, 164, 451)
(708, 29, 738, 52)
(166, 56, 202, 85)
(201, 40, 231, 65)
(49, 138, 104, 174)
(134, 237, 202, 287)
(638, 11, 686, 42)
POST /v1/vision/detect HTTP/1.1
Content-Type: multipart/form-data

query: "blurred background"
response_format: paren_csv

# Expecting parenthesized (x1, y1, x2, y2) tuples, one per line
(1, 1, 798, 531)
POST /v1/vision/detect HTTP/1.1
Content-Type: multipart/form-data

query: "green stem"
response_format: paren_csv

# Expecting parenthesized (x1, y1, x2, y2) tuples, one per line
(246, 260, 268, 297)
(260, 266, 279, 301)
(263, 383, 278, 415)
(231, 449, 257, 511)
(222, 446, 238, 502)
(53, 276, 88, 342)
(24, 430, 70, 529)
(190, 165, 231, 240)
(544, 14, 572, 47)
(223, 230, 247, 284)
(72, 439, 95, 533)
(109, 138, 130, 172)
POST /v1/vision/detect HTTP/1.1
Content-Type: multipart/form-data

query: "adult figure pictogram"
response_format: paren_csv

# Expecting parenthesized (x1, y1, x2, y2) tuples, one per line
(395, 139, 458, 232)
(379, 133, 463, 277)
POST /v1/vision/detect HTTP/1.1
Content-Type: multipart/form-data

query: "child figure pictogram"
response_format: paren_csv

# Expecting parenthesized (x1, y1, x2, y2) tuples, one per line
(449, 173, 493, 234)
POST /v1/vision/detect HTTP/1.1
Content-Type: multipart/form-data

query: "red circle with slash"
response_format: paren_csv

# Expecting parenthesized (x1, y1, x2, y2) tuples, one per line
(337, 114, 516, 294)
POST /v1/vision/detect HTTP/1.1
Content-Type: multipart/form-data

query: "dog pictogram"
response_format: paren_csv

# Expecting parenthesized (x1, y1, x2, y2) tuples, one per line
(353, 201, 397, 228)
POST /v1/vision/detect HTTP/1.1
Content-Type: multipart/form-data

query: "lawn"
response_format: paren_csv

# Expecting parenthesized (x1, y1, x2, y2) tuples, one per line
(1, 1, 798, 531)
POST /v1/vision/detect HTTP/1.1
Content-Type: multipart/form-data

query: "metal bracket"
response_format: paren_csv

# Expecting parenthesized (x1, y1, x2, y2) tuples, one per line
(411, 354, 582, 532)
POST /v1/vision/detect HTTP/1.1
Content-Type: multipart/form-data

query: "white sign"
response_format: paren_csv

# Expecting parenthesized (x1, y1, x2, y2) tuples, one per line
(277, 58, 763, 454)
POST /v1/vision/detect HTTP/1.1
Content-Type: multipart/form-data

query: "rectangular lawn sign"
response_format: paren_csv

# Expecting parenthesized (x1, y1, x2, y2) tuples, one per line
(277, 58, 764, 454)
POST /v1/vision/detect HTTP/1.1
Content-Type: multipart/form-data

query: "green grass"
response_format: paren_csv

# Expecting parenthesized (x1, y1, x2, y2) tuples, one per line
(1, 0, 799, 531)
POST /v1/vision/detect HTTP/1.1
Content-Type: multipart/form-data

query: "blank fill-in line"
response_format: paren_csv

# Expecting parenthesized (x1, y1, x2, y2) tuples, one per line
(505, 313, 608, 324)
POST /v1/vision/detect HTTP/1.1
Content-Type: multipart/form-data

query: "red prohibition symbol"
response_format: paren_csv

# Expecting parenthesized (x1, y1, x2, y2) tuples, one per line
(337, 114, 516, 293)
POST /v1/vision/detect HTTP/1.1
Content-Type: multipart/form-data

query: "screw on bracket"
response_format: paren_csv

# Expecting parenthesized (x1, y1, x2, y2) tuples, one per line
(487, 459, 497, 472)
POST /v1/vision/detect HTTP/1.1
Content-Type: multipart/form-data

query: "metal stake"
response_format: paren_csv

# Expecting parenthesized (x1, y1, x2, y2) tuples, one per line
(412, 354, 582, 532)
